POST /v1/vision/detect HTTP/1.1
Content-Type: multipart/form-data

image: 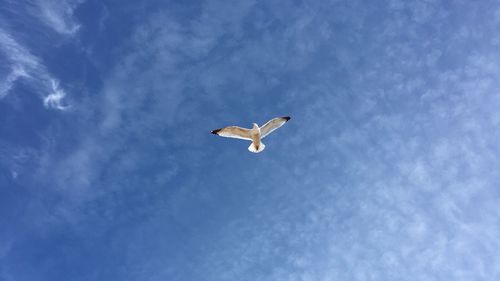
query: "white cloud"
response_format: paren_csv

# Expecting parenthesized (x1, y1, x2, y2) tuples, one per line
(35, 0, 84, 35)
(0, 29, 40, 69)
(0, 28, 70, 110)
(43, 79, 70, 110)
(0, 66, 28, 99)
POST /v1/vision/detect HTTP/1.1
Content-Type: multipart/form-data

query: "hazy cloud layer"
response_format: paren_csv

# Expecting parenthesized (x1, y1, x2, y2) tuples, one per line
(1, 0, 500, 281)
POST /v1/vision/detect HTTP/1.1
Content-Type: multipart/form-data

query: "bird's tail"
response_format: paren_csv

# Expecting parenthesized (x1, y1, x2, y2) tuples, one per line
(248, 142, 265, 153)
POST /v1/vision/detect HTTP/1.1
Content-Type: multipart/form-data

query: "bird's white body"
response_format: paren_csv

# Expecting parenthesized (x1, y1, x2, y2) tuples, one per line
(247, 123, 265, 153)
(211, 117, 290, 153)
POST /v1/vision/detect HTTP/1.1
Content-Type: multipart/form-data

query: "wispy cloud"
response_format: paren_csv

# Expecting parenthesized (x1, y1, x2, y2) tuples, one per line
(43, 79, 70, 110)
(0, 28, 70, 110)
(35, 0, 84, 35)
(22, 0, 260, 215)
(0, 66, 28, 99)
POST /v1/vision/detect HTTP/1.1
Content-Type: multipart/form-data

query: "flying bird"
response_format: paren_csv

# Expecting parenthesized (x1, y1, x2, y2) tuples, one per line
(211, 116, 291, 153)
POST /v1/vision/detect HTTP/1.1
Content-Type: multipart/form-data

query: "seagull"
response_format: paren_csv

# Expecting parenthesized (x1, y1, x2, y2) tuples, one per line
(211, 116, 291, 153)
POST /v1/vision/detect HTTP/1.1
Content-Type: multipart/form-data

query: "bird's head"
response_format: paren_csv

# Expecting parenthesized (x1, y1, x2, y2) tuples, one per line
(252, 123, 259, 129)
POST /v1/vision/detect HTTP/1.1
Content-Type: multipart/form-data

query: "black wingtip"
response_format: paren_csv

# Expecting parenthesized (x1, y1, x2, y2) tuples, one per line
(211, 128, 221, 135)
(283, 116, 291, 121)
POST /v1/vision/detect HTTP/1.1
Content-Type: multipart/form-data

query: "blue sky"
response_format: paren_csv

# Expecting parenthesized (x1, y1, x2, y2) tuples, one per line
(1, 0, 500, 280)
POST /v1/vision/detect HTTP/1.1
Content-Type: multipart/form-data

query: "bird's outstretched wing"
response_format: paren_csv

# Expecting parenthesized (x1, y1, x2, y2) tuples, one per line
(211, 126, 252, 140)
(260, 116, 290, 138)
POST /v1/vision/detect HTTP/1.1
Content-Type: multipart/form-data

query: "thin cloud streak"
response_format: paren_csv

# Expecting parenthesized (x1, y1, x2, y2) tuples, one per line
(0, 28, 70, 110)
(35, 0, 84, 35)
(0, 67, 28, 99)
